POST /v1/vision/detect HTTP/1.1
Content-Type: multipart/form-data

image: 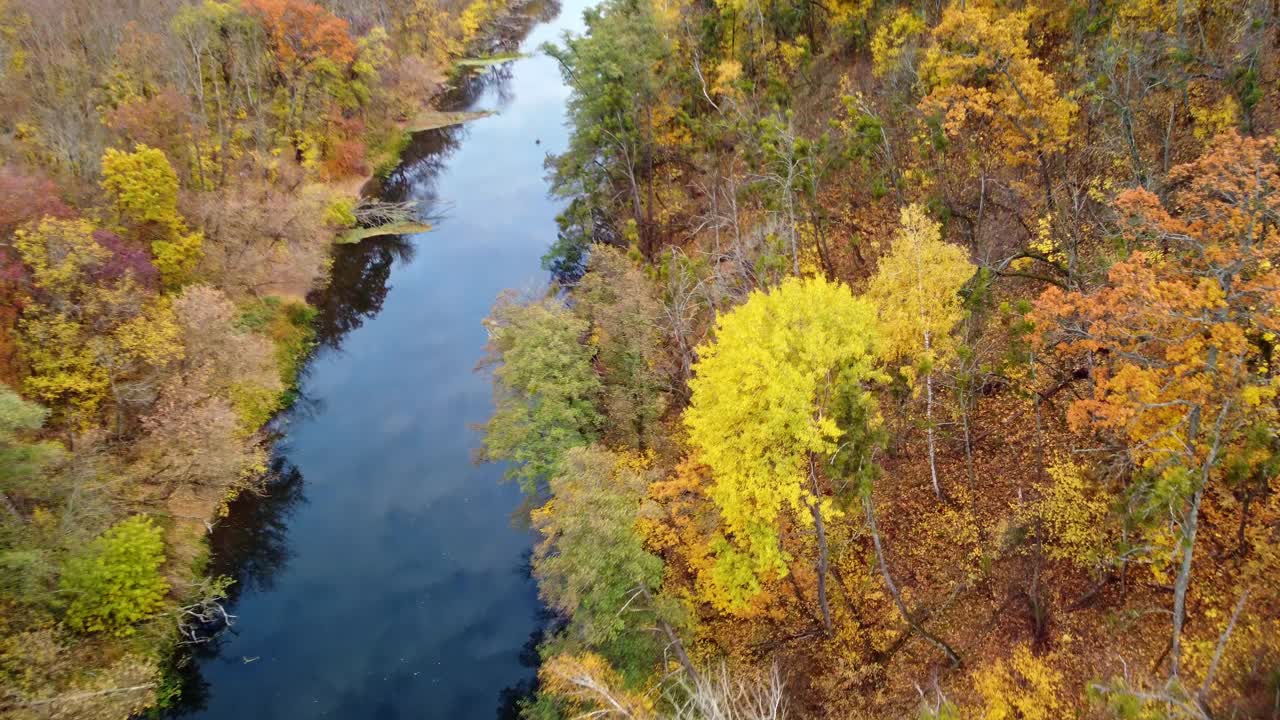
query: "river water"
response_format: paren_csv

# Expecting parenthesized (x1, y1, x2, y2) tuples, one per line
(174, 4, 586, 717)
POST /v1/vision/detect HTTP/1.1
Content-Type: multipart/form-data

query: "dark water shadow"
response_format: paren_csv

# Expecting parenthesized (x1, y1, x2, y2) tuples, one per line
(164, 459, 306, 715)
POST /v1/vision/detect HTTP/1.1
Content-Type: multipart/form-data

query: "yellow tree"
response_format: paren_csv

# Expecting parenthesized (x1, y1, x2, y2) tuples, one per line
(683, 276, 881, 630)
(13, 217, 180, 430)
(919, 2, 1076, 193)
(866, 204, 975, 501)
(100, 145, 203, 288)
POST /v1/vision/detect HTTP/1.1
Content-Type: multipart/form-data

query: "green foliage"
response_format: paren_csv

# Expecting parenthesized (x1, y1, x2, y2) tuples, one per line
(0, 387, 61, 501)
(235, 296, 317, 414)
(532, 447, 665, 663)
(369, 128, 412, 179)
(0, 388, 64, 606)
(545, 0, 670, 244)
(828, 369, 887, 499)
(59, 515, 170, 636)
(575, 247, 669, 450)
(480, 293, 602, 493)
(542, 198, 593, 284)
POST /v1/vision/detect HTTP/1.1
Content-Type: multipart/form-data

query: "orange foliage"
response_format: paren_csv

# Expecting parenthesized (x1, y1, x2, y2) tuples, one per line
(241, 0, 357, 75)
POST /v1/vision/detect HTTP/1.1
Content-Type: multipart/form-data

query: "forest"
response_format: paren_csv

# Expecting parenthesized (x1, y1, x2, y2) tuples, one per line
(0, 0, 1276, 716)
(476, 0, 1280, 716)
(0, 0, 518, 716)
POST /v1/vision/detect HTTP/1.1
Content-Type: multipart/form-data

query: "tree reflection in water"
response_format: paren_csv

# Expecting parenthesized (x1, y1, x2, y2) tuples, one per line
(167, 458, 306, 715)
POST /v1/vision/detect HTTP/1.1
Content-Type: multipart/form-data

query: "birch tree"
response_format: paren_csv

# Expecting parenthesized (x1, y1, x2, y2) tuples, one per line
(866, 204, 975, 502)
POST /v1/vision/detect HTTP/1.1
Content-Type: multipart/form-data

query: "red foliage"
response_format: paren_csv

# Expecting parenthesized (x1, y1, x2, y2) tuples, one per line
(324, 138, 369, 178)
(0, 166, 73, 239)
(91, 229, 160, 290)
(105, 88, 196, 160)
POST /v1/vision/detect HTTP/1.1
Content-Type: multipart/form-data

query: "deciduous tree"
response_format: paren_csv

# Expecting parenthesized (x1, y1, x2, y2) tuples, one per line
(684, 276, 881, 629)
(865, 204, 975, 501)
(575, 247, 670, 450)
(1032, 132, 1280, 680)
(479, 293, 601, 492)
(59, 515, 169, 636)
(100, 145, 203, 289)
(532, 446, 681, 671)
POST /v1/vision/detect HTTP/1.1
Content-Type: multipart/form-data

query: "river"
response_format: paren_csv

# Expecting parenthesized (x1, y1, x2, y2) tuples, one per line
(172, 3, 587, 718)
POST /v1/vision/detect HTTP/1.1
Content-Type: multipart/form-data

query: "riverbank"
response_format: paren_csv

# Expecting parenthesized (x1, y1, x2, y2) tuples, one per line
(165, 0, 582, 716)
(160, 0, 557, 706)
(0, 1, 555, 717)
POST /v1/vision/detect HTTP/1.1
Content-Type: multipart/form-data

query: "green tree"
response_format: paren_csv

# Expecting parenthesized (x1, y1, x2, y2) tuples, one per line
(532, 446, 683, 675)
(545, 0, 670, 257)
(0, 387, 61, 512)
(575, 247, 669, 450)
(865, 204, 975, 501)
(59, 515, 169, 636)
(479, 293, 601, 492)
(684, 276, 881, 628)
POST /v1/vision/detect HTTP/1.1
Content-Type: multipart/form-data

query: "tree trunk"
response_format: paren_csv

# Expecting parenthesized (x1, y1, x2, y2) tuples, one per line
(959, 377, 982, 537)
(810, 499, 833, 632)
(809, 455, 833, 632)
(1169, 481, 1204, 678)
(638, 585, 701, 685)
(925, 369, 942, 502)
(1171, 400, 1226, 679)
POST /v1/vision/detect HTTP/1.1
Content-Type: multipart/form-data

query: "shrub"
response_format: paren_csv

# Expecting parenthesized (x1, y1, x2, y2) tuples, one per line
(323, 197, 358, 228)
(60, 515, 169, 636)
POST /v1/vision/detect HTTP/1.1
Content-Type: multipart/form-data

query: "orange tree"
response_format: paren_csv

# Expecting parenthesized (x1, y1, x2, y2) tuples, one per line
(1032, 132, 1280, 684)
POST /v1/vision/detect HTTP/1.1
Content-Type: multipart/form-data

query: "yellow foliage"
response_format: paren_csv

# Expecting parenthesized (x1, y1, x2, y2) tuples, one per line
(871, 8, 925, 78)
(829, 0, 872, 27)
(684, 276, 881, 610)
(1032, 458, 1110, 569)
(109, 297, 183, 369)
(1190, 94, 1239, 140)
(458, 0, 508, 48)
(13, 218, 109, 297)
(18, 312, 109, 427)
(969, 646, 1065, 720)
(920, 3, 1077, 166)
(866, 204, 975, 382)
(713, 59, 743, 98)
(150, 230, 204, 289)
(100, 144, 203, 288)
(101, 145, 182, 229)
(539, 653, 656, 719)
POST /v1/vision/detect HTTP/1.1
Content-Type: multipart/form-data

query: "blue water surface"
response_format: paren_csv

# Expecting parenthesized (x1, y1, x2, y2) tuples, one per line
(175, 3, 589, 717)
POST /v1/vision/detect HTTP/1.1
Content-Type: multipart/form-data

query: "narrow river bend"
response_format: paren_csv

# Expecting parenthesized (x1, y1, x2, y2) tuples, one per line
(174, 3, 587, 717)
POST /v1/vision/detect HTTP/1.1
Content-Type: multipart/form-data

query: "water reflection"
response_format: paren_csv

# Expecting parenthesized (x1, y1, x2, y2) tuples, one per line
(168, 0, 569, 714)
(168, 459, 306, 715)
(307, 234, 415, 352)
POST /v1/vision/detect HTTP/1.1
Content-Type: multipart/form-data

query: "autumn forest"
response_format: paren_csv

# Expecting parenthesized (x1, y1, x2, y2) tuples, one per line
(1, 0, 1279, 716)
